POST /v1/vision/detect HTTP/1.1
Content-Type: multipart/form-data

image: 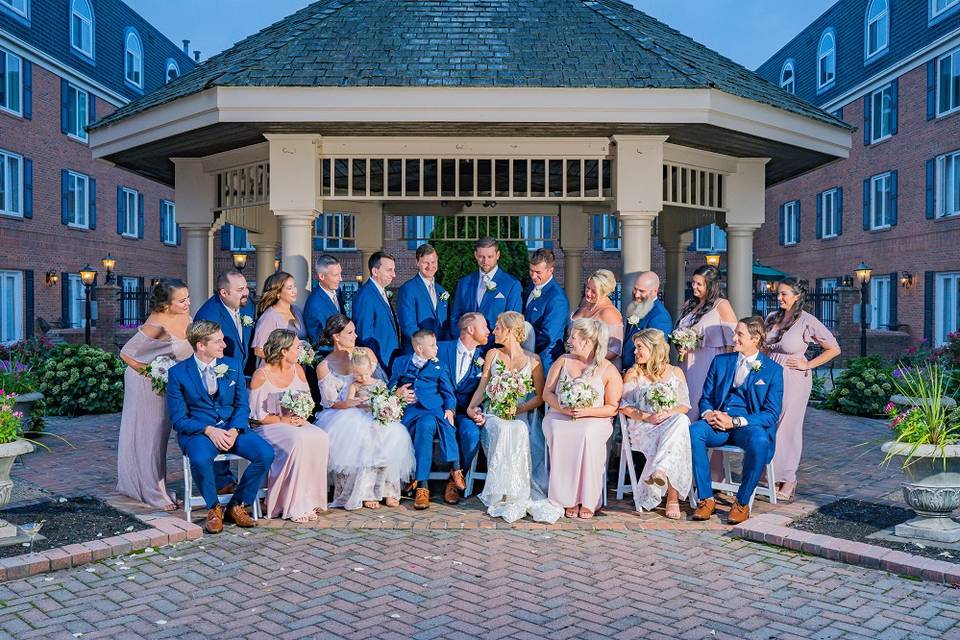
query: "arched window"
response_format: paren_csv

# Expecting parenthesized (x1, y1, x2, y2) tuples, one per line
(124, 29, 143, 88)
(70, 0, 93, 58)
(818, 29, 836, 89)
(780, 59, 795, 94)
(866, 0, 889, 59)
(165, 59, 180, 84)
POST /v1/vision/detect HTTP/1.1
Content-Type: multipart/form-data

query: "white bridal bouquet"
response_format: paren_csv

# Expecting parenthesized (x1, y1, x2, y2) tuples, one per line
(668, 328, 702, 361)
(143, 355, 176, 395)
(557, 378, 599, 418)
(369, 385, 407, 425)
(297, 342, 317, 366)
(643, 381, 678, 413)
(484, 359, 534, 420)
(280, 389, 315, 420)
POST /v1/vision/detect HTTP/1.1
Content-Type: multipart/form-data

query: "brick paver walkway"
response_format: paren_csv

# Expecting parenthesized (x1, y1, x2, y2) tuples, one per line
(1, 408, 957, 638)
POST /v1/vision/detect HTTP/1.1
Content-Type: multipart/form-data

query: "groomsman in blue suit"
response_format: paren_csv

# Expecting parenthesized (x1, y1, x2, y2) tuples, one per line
(449, 237, 522, 342)
(390, 329, 461, 510)
(622, 272, 674, 371)
(303, 255, 345, 347)
(396, 244, 450, 352)
(524, 248, 569, 375)
(352, 252, 401, 374)
(167, 320, 274, 534)
(689, 317, 783, 525)
(437, 312, 490, 504)
(192, 270, 254, 494)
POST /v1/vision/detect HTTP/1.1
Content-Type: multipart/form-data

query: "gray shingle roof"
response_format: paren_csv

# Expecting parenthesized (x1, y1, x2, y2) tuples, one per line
(92, 0, 849, 130)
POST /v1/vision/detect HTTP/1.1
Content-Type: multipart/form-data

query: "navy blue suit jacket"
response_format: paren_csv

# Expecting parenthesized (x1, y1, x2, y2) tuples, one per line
(303, 286, 343, 346)
(698, 352, 784, 455)
(352, 280, 400, 374)
(396, 275, 450, 351)
(622, 300, 674, 370)
(437, 339, 484, 411)
(193, 295, 253, 371)
(450, 268, 523, 338)
(523, 278, 569, 375)
(389, 354, 457, 416)
(167, 358, 250, 441)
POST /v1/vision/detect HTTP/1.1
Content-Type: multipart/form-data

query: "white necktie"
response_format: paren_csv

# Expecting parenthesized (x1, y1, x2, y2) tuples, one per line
(328, 288, 340, 311)
(734, 358, 750, 388)
(232, 309, 242, 335)
(456, 350, 471, 383)
(477, 274, 489, 306)
(427, 281, 437, 308)
(204, 365, 217, 395)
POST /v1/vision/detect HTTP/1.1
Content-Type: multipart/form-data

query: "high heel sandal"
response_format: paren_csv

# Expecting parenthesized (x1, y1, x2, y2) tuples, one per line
(577, 507, 594, 519)
(664, 500, 681, 520)
(776, 481, 797, 503)
(564, 507, 579, 519)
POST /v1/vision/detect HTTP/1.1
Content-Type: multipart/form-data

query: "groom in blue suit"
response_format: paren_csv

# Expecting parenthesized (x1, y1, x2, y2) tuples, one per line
(689, 317, 783, 525)
(352, 252, 401, 374)
(622, 272, 674, 370)
(396, 244, 450, 352)
(167, 320, 274, 534)
(449, 237, 522, 343)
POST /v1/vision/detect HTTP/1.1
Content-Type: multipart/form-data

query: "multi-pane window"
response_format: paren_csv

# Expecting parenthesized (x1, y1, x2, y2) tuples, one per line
(229, 225, 254, 251)
(0, 270, 23, 344)
(783, 201, 799, 245)
(818, 30, 836, 90)
(870, 276, 892, 329)
(936, 150, 960, 218)
(66, 273, 87, 329)
(0, 149, 22, 217)
(0, 48, 22, 116)
(598, 214, 620, 252)
(66, 171, 89, 228)
(160, 200, 177, 244)
(938, 47, 960, 117)
(870, 172, 894, 229)
(866, 0, 889, 59)
(0, 0, 28, 18)
(317, 213, 356, 251)
(820, 188, 840, 238)
(124, 31, 143, 88)
(694, 223, 727, 252)
(780, 60, 795, 94)
(339, 281, 359, 317)
(70, 0, 93, 58)
(119, 187, 139, 237)
(936, 272, 960, 346)
(933, 0, 960, 19)
(66, 84, 88, 141)
(870, 84, 894, 142)
(519, 215, 551, 250)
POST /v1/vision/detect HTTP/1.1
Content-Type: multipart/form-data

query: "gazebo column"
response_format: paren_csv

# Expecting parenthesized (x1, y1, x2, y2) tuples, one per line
(559, 204, 588, 306)
(663, 231, 693, 320)
(724, 158, 769, 317)
(619, 212, 658, 312)
(172, 158, 216, 315)
(277, 212, 317, 302)
(182, 224, 212, 313)
(353, 203, 385, 278)
(250, 216, 281, 294)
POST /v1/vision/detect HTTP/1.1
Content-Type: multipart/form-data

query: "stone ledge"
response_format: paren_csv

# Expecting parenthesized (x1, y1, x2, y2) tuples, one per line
(731, 513, 960, 586)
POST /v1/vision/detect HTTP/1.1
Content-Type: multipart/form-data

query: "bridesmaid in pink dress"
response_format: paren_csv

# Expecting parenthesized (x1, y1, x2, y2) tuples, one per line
(252, 271, 306, 365)
(117, 279, 193, 510)
(764, 278, 840, 502)
(248, 329, 329, 521)
(542, 318, 624, 519)
(674, 265, 737, 421)
(571, 269, 625, 368)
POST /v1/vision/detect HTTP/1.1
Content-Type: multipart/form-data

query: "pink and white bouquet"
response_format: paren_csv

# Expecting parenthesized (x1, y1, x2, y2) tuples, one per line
(643, 381, 678, 413)
(297, 342, 317, 366)
(280, 389, 315, 420)
(370, 385, 407, 425)
(558, 378, 599, 418)
(484, 360, 534, 420)
(143, 355, 176, 395)
(668, 328, 702, 361)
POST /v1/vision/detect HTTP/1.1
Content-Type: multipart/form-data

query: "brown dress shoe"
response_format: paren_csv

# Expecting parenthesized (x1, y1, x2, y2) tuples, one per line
(414, 487, 431, 510)
(224, 504, 256, 527)
(443, 480, 461, 504)
(691, 498, 716, 521)
(204, 504, 224, 534)
(450, 469, 466, 491)
(217, 482, 237, 496)
(727, 501, 751, 525)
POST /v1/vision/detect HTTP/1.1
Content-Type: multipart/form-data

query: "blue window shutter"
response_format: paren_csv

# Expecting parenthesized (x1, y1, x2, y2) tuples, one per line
(405, 216, 416, 250)
(863, 95, 871, 145)
(794, 201, 801, 243)
(23, 159, 32, 218)
(117, 186, 125, 235)
(592, 215, 602, 250)
(87, 92, 95, 125)
(60, 273, 69, 326)
(543, 215, 553, 249)
(889, 171, 898, 227)
(815, 193, 823, 239)
(88, 178, 96, 229)
(60, 79, 69, 134)
(158, 202, 164, 241)
(61, 170, 69, 225)
(176, 225, 182, 246)
(888, 272, 898, 330)
(836, 187, 843, 236)
(862, 179, 870, 230)
(24, 270, 34, 338)
(137, 193, 144, 239)
(927, 60, 937, 120)
(924, 271, 935, 342)
(778, 204, 785, 246)
(926, 159, 936, 219)
(890, 79, 898, 135)
(22, 61, 31, 120)
(221, 224, 232, 250)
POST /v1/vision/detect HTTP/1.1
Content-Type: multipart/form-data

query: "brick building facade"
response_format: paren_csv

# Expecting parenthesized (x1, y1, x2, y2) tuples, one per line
(0, 0, 194, 343)
(755, 0, 960, 348)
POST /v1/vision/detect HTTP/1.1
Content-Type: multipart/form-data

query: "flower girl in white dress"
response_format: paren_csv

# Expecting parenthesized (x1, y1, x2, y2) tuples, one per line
(324, 349, 416, 510)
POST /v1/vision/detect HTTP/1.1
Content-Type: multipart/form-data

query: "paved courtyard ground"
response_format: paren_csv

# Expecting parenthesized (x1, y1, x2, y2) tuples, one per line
(0, 408, 957, 639)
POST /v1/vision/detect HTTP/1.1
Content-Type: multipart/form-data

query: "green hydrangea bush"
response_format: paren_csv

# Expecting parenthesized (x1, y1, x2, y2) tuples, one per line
(37, 345, 125, 416)
(823, 355, 895, 417)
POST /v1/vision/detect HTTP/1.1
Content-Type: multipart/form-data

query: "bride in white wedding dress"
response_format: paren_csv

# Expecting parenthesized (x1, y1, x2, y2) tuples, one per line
(466, 312, 563, 524)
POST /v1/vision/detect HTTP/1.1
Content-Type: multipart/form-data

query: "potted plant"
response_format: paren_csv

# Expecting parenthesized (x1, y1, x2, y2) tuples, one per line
(0, 390, 34, 507)
(0, 360, 45, 436)
(881, 364, 960, 543)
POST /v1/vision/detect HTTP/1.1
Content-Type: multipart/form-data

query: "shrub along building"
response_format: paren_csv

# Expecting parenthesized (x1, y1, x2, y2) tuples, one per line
(755, 0, 960, 351)
(89, 0, 852, 325)
(0, 0, 194, 345)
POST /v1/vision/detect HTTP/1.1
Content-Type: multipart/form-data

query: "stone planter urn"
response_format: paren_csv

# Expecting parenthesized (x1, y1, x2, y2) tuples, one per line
(13, 392, 43, 436)
(881, 441, 960, 543)
(0, 439, 34, 507)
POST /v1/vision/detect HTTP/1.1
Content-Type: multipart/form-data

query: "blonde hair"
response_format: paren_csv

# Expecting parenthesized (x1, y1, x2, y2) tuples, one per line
(496, 311, 527, 344)
(588, 269, 617, 299)
(186, 320, 220, 349)
(632, 328, 669, 380)
(349, 348, 374, 373)
(262, 329, 297, 366)
(569, 317, 609, 369)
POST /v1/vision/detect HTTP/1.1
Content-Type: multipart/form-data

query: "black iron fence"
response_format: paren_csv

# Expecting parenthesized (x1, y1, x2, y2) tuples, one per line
(119, 290, 149, 328)
(753, 289, 839, 332)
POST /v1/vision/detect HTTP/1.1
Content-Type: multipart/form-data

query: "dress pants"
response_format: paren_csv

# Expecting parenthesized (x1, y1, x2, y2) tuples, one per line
(181, 431, 275, 509)
(689, 419, 770, 506)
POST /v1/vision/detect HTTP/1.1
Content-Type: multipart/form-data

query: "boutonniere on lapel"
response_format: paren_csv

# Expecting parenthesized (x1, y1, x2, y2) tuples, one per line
(385, 290, 394, 299)
(439, 291, 450, 302)
(626, 315, 640, 326)
(431, 357, 440, 364)
(749, 361, 762, 373)
(532, 289, 542, 300)
(241, 315, 254, 327)
(474, 356, 484, 368)
(485, 280, 497, 292)
(214, 364, 230, 379)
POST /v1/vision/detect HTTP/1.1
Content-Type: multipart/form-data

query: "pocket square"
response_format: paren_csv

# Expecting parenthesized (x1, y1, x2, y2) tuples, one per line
(754, 379, 766, 385)
(229, 381, 236, 387)
(495, 292, 505, 299)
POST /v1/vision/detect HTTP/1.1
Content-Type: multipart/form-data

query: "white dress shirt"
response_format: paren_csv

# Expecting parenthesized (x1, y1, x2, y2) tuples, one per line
(455, 339, 475, 383)
(734, 351, 760, 388)
(372, 279, 390, 305)
(220, 299, 242, 336)
(527, 275, 553, 307)
(420, 274, 438, 309)
(195, 356, 219, 394)
(411, 354, 429, 369)
(476, 266, 499, 306)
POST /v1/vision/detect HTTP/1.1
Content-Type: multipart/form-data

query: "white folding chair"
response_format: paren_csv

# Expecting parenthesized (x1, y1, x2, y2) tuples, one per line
(463, 451, 486, 497)
(182, 453, 266, 521)
(688, 445, 776, 511)
(615, 414, 643, 512)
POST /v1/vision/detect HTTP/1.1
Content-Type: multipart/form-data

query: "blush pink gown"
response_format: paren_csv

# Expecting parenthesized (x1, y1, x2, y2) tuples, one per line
(676, 301, 735, 421)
